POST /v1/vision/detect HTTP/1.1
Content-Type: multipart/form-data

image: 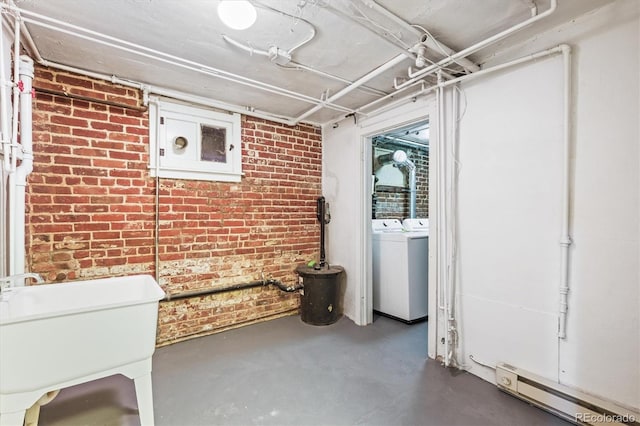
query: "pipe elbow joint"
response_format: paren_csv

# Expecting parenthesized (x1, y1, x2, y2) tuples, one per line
(560, 236, 572, 247)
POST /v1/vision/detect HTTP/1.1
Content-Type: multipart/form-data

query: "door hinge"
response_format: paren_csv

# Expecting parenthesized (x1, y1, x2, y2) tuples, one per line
(160, 117, 164, 125)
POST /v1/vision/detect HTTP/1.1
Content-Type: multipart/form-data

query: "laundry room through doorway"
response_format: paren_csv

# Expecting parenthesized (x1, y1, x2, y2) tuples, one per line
(370, 120, 430, 325)
(371, 121, 430, 220)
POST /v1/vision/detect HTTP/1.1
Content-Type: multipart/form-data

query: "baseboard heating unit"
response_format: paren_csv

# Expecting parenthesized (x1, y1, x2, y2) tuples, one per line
(496, 363, 639, 425)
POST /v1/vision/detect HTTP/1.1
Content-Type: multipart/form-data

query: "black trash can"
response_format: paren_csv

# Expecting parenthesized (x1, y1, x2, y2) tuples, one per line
(296, 264, 344, 326)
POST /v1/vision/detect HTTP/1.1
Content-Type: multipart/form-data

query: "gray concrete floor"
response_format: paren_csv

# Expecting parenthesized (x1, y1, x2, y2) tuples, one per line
(39, 314, 570, 426)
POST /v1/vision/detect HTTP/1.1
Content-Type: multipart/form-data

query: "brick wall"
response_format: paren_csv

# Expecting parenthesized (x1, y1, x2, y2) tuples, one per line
(373, 148, 429, 219)
(27, 66, 322, 345)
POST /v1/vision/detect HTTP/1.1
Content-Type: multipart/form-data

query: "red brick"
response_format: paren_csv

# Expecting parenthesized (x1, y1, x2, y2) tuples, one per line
(72, 128, 107, 138)
(27, 66, 322, 345)
(55, 74, 94, 89)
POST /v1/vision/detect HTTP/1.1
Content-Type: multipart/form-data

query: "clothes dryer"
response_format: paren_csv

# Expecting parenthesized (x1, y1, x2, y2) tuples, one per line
(372, 219, 428, 322)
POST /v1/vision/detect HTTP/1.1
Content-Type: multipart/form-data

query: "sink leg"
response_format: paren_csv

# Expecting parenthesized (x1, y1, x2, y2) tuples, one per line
(24, 390, 60, 426)
(0, 410, 26, 426)
(134, 373, 155, 426)
(24, 404, 41, 426)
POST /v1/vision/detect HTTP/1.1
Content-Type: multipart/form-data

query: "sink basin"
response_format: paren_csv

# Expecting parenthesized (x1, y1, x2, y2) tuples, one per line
(0, 274, 165, 426)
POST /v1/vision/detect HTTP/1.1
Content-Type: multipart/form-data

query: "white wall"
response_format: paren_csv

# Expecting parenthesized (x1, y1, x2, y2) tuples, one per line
(456, 54, 565, 382)
(323, 0, 639, 410)
(556, 1, 638, 407)
(322, 118, 362, 322)
(455, 0, 639, 409)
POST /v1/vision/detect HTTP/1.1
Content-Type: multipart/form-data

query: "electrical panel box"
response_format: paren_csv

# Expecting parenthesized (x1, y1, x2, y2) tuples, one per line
(150, 100, 242, 182)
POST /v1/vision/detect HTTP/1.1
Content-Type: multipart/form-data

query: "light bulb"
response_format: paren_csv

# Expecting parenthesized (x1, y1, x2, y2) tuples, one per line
(393, 150, 408, 163)
(217, 0, 257, 31)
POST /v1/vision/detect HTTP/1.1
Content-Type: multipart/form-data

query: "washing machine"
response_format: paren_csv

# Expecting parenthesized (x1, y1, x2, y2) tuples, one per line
(402, 218, 429, 234)
(372, 219, 429, 323)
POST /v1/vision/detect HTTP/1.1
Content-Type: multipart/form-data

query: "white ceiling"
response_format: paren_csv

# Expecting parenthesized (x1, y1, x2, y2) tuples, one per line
(4, 0, 612, 125)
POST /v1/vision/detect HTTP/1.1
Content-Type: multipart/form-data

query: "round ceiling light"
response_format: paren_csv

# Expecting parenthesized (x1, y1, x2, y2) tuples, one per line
(217, 0, 257, 31)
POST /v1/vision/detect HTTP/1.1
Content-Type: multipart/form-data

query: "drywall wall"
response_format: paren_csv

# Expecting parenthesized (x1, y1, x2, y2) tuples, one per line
(323, 0, 638, 410)
(554, 0, 639, 408)
(455, 0, 639, 409)
(455, 52, 565, 383)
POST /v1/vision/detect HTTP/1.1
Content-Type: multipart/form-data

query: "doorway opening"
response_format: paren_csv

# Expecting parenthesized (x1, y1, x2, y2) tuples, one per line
(369, 119, 430, 324)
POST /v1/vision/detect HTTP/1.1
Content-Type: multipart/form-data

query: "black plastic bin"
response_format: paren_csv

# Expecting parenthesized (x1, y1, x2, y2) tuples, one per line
(296, 264, 344, 326)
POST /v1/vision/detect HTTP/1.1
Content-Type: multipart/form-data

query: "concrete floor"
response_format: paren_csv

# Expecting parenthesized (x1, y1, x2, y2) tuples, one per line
(39, 314, 571, 426)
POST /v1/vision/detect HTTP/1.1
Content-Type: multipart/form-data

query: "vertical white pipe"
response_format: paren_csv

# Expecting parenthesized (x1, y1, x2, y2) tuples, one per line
(10, 56, 34, 280)
(436, 71, 451, 366)
(7, 17, 21, 276)
(0, 21, 10, 171)
(150, 97, 161, 287)
(9, 18, 19, 173)
(0, 24, 9, 278)
(558, 44, 572, 339)
(408, 162, 416, 218)
(447, 83, 460, 366)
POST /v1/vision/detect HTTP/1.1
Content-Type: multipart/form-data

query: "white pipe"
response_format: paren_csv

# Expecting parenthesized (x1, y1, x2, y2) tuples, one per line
(281, 61, 388, 97)
(447, 82, 460, 367)
(365, 0, 479, 74)
(252, 0, 316, 55)
(33, 58, 308, 126)
(413, 36, 480, 74)
(399, 0, 557, 90)
(19, 15, 353, 113)
(402, 164, 417, 220)
(440, 45, 566, 88)
(7, 15, 20, 277)
(9, 16, 19, 173)
(558, 44, 572, 339)
(442, 45, 574, 343)
(221, 35, 269, 57)
(324, 3, 415, 61)
(19, 17, 42, 64)
(9, 56, 34, 280)
(427, 46, 573, 364)
(361, 1, 557, 118)
(436, 71, 450, 366)
(357, 44, 569, 124)
(293, 54, 407, 123)
(0, 20, 9, 279)
(408, 161, 416, 218)
(223, 34, 388, 98)
(523, 0, 538, 17)
(386, 150, 417, 219)
(359, 84, 436, 119)
(13, 4, 348, 126)
(359, 80, 426, 115)
(0, 4, 353, 117)
(403, 66, 455, 86)
(149, 85, 301, 126)
(0, 16, 10, 172)
(40, 60, 144, 90)
(150, 97, 161, 286)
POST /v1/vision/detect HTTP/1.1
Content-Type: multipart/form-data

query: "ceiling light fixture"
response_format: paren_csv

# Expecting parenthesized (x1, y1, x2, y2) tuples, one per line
(217, 0, 257, 31)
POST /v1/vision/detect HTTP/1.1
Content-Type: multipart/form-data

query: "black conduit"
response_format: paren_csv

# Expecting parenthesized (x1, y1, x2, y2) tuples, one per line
(161, 279, 302, 302)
